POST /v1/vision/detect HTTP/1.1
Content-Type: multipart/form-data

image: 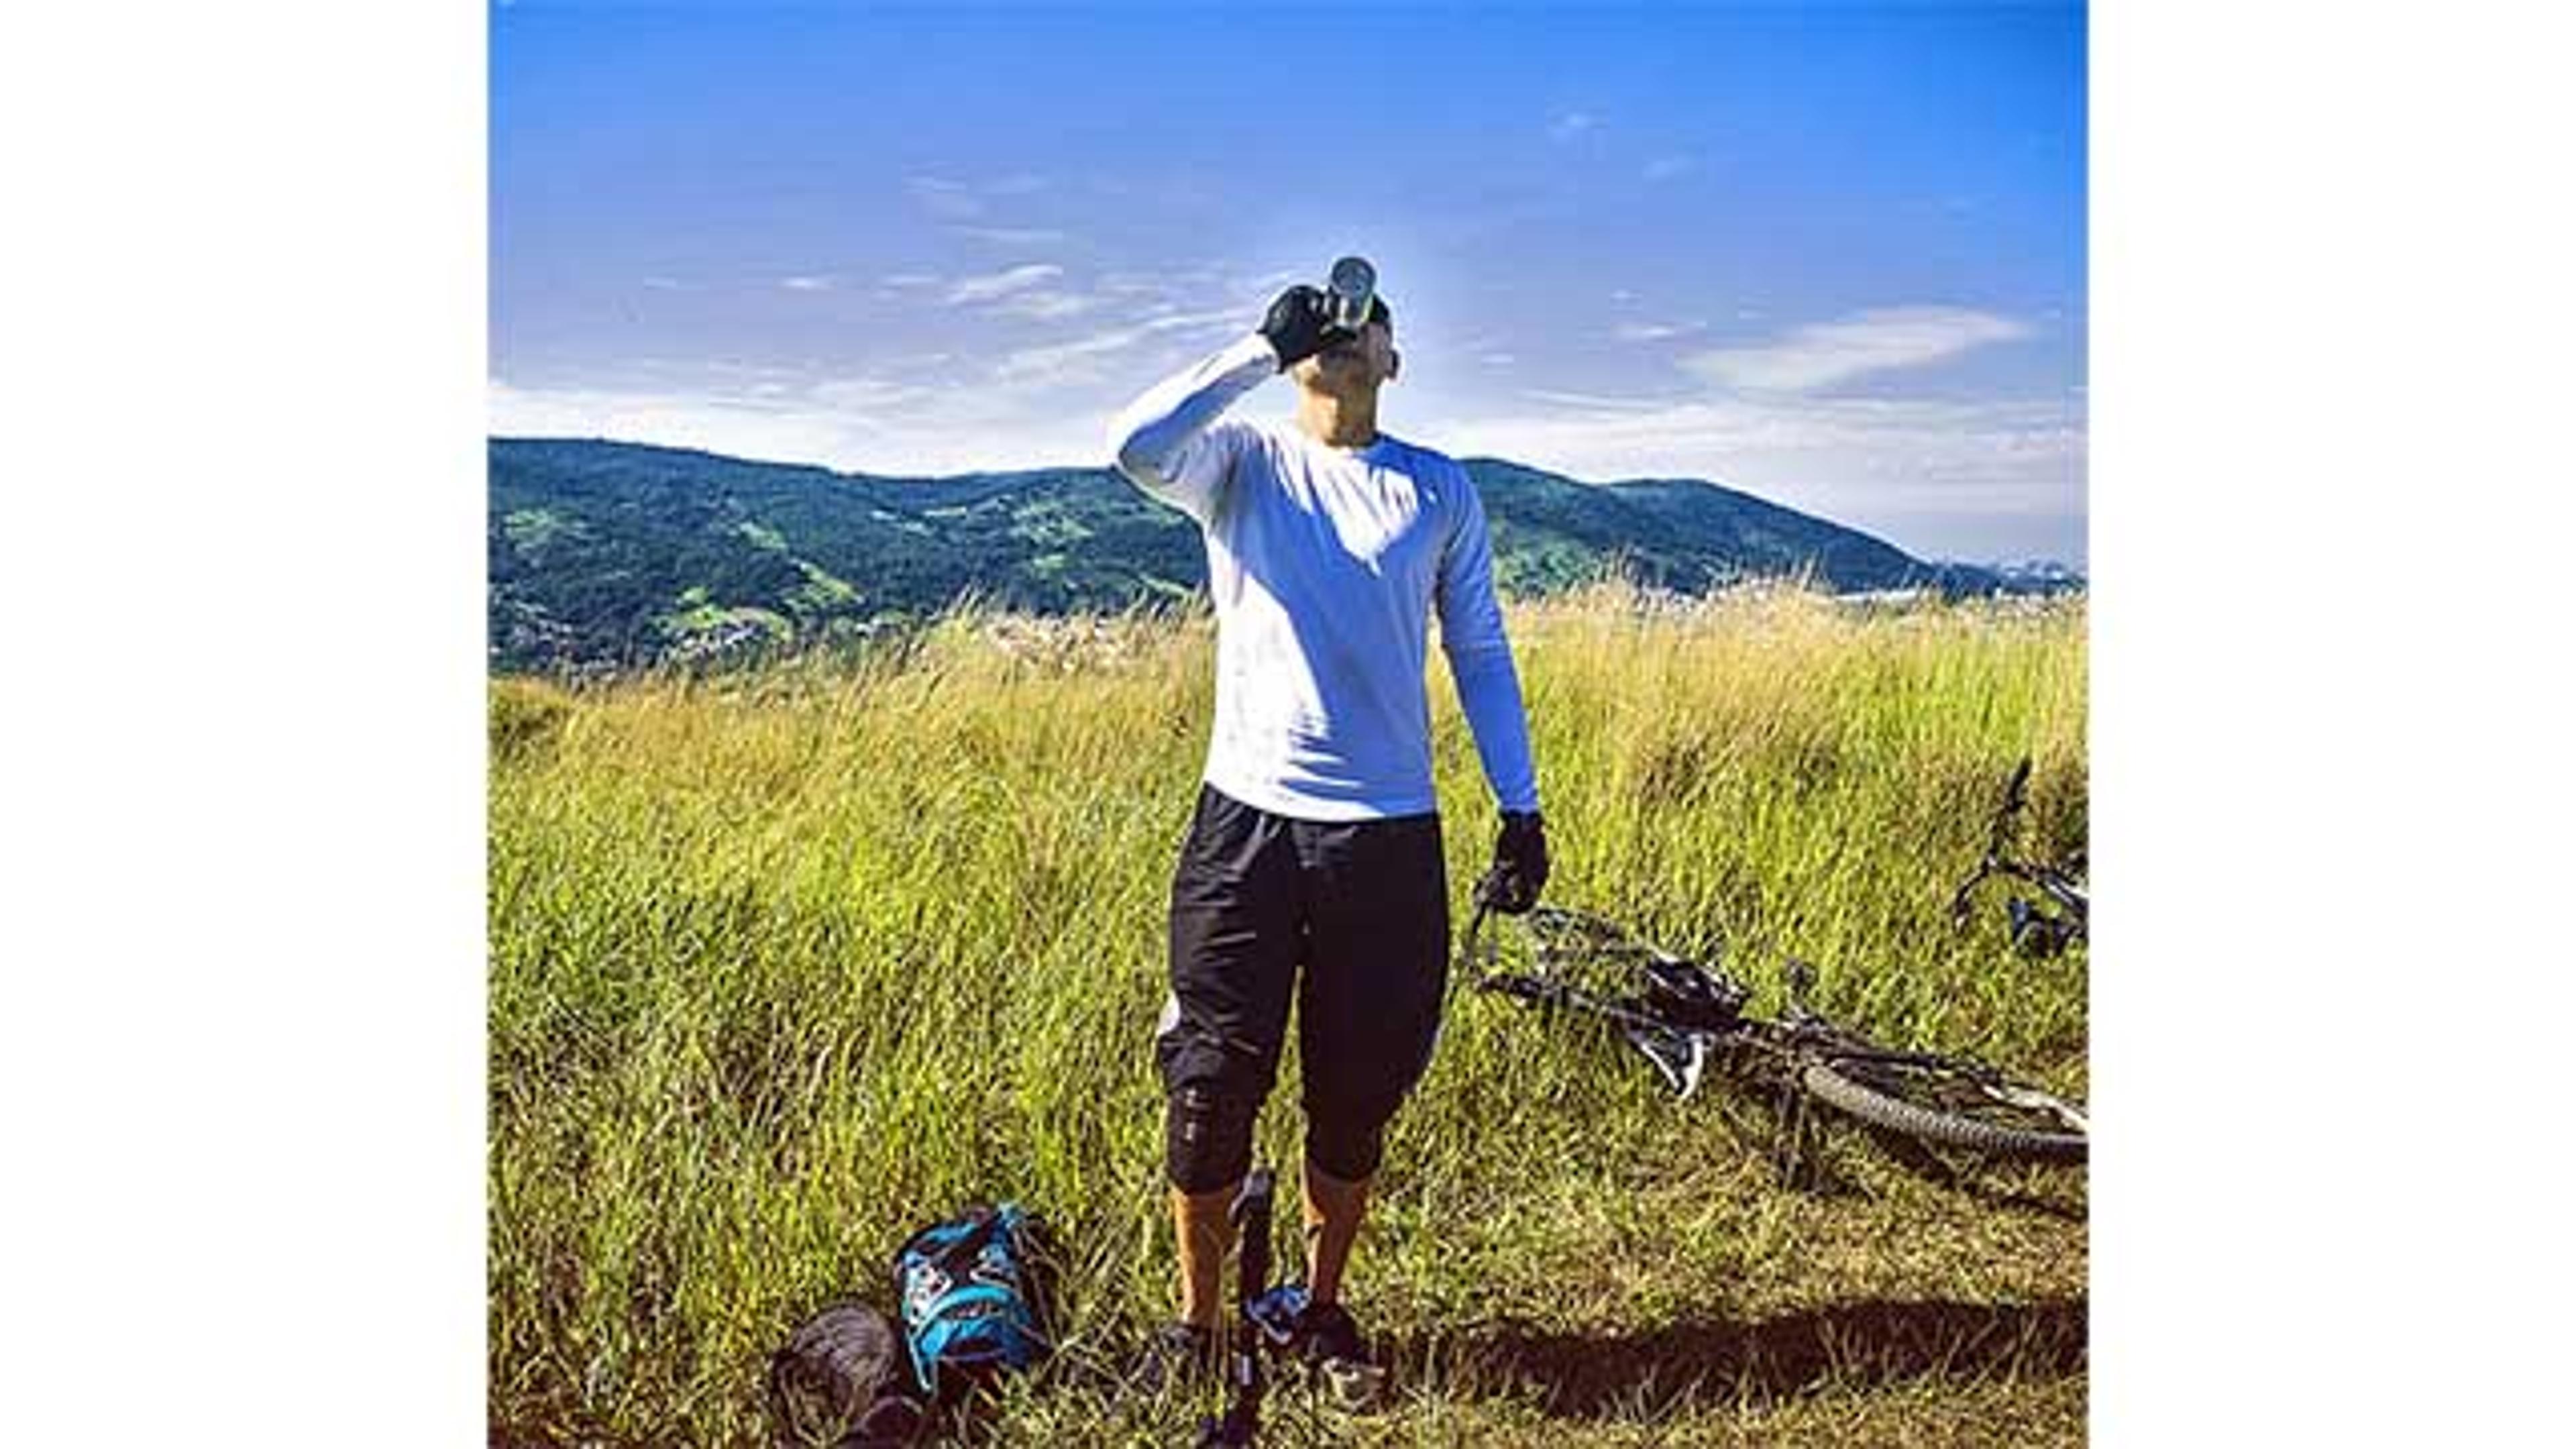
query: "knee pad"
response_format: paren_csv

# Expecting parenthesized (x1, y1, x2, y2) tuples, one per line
(1304, 1099, 1391, 1183)
(1165, 1084, 1257, 1193)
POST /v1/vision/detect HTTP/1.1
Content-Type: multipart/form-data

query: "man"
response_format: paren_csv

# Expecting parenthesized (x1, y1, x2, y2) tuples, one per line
(1105, 278, 1550, 1383)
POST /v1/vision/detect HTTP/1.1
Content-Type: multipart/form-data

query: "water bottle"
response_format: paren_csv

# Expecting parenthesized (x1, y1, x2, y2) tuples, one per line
(1325, 256, 1377, 332)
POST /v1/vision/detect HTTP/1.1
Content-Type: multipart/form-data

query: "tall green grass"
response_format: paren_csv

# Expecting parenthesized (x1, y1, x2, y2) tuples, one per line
(489, 586, 2088, 1446)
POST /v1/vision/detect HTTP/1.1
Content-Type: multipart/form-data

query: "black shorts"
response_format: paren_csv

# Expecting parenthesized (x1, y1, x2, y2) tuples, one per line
(1156, 782, 1450, 1134)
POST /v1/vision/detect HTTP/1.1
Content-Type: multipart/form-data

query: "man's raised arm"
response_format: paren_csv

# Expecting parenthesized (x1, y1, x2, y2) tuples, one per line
(1106, 285, 1350, 524)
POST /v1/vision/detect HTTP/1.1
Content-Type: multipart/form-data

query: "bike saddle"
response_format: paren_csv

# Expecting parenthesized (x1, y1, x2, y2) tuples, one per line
(1638, 957, 1747, 1030)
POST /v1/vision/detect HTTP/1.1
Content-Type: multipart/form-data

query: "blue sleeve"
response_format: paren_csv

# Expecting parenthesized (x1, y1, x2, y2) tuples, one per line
(1434, 470, 1541, 814)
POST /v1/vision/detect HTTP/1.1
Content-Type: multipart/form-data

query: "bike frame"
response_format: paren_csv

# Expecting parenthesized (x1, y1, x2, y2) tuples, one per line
(1464, 901, 2078, 1126)
(1947, 757, 2088, 942)
(1464, 903, 1894, 1087)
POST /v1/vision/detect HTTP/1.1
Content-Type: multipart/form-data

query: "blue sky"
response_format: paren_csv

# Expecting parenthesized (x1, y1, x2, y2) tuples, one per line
(492, 1, 2086, 564)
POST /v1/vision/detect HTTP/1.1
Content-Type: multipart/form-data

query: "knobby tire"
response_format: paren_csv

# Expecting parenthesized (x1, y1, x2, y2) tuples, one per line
(1799, 1060, 2088, 1164)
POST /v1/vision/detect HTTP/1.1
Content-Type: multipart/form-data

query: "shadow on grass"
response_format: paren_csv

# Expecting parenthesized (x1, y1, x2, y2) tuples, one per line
(1853, 1125, 2090, 1222)
(1713, 1089, 2087, 1222)
(1382, 1296, 2086, 1420)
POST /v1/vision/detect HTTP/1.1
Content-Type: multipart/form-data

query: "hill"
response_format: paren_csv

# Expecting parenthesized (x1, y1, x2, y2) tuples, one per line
(489, 437, 2065, 672)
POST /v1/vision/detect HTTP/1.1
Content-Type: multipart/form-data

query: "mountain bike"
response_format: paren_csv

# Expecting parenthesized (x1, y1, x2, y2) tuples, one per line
(1949, 757, 2087, 957)
(1462, 898, 2088, 1163)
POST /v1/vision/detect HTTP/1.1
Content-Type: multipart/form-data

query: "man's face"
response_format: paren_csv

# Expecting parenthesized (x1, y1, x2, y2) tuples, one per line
(1292, 319, 1399, 396)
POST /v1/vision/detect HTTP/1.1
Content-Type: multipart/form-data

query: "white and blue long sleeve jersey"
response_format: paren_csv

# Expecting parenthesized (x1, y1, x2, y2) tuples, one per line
(1107, 333, 1541, 822)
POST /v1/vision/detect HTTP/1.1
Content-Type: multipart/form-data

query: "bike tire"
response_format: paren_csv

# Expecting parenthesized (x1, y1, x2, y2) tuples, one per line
(1800, 1059, 2088, 1164)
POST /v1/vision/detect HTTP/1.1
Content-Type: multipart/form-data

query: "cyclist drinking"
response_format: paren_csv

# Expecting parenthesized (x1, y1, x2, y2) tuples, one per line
(1106, 276, 1549, 1384)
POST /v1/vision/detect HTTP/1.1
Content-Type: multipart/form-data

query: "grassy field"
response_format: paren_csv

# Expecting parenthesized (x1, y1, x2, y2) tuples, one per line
(488, 586, 2088, 1446)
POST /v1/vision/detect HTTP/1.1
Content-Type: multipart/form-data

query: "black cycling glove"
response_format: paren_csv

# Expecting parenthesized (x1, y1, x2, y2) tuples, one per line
(1476, 810, 1550, 916)
(1258, 284, 1355, 372)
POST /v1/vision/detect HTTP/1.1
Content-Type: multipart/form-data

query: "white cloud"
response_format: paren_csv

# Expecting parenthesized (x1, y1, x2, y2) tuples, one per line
(906, 172, 1049, 221)
(1518, 388, 1677, 414)
(946, 264, 1065, 305)
(1613, 321, 1704, 343)
(698, 358, 805, 380)
(905, 176, 983, 220)
(1140, 307, 1244, 335)
(1229, 267, 1305, 303)
(985, 308, 1238, 384)
(1684, 307, 2030, 392)
(1642, 154, 1695, 181)
(1444, 389, 2083, 528)
(987, 289, 1098, 321)
(491, 368, 1124, 477)
(1548, 110, 1599, 142)
(879, 272, 941, 289)
(490, 379, 873, 466)
(952, 225, 1067, 246)
(780, 276, 833, 292)
(490, 305, 2084, 557)
(807, 376, 933, 411)
(992, 325, 1155, 382)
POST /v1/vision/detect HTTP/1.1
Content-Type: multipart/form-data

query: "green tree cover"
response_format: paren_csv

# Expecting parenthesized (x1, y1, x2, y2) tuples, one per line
(490, 438, 2030, 674)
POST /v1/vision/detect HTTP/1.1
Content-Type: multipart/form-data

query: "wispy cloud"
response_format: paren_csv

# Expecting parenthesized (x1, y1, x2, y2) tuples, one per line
(1429, 301, 2078, 557)
(952, 225, 1068, 246)
(491, 366, 1122, 478)
(780, 275, 833, 292)
(906, 172, 1051, 222)
(987, 289, 1098, 321)
(806, 376, 934, 412)
(1448, 388, 2082, 527)
(1548, 109, 1599, 142)
(1684, 307, 2029, 392)
(1142, 307, 1245, 336)
(1642, 154, 1696, 182)
(1613, 320, 1705, 343)
(1518, 388, 1676, 414)
(989, 307, 1240, 383)
(992, 325, 1154, 382)
(946, 264, 1065, 305)
(905, 176, 983, 220)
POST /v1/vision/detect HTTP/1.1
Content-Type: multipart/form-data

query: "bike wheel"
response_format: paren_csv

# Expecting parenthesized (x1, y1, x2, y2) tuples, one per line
(1800, 1058, 2088, 1163)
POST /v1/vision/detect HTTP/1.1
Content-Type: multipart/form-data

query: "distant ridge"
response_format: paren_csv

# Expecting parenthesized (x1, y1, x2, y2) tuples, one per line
(488, 437, 2076, 672)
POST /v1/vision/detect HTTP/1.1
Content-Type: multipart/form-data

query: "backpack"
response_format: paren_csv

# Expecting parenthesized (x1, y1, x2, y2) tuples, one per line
(892, 1203, 1051, 1399)
(767, 1299, 926, 1448)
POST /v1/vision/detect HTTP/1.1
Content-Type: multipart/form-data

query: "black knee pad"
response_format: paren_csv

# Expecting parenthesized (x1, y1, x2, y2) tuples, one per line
(1303, 1099, 1392, 1183)
(1165, 1084, 1257, 1193)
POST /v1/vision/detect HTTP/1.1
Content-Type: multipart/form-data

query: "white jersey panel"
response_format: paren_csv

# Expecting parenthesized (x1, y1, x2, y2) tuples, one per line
(1108, 337, 1540, 822)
